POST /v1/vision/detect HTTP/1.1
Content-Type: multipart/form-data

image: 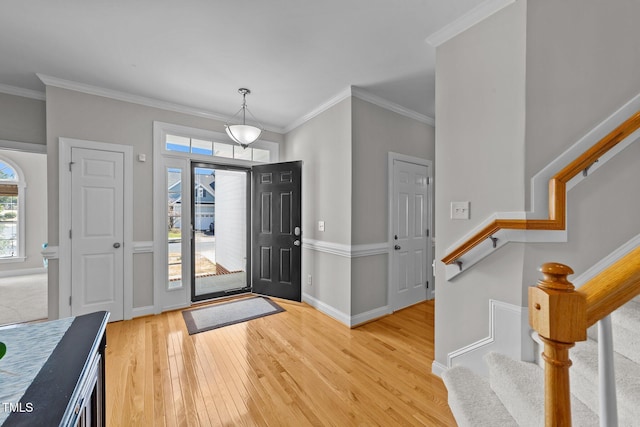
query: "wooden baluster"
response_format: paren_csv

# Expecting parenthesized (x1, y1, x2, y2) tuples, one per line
(529, 263, 587, 427)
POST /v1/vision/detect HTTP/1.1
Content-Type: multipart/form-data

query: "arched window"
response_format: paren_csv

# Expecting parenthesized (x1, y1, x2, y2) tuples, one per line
(0, 158, 25, 261)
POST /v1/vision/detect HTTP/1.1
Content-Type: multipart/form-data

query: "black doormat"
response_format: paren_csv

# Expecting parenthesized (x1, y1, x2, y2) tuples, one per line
(182, 296, 285, 335)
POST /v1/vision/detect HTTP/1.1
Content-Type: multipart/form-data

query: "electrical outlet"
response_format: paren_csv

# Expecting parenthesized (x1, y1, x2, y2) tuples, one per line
(307, 274, 312, 286)
(318, 221, 325, 231)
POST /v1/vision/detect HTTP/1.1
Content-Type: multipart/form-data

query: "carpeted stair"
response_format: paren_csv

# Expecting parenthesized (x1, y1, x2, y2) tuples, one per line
(442, 296, 640, 426)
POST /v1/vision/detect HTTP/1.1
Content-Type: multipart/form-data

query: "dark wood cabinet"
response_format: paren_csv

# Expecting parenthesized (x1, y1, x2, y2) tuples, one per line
(0, 311, 109, 426)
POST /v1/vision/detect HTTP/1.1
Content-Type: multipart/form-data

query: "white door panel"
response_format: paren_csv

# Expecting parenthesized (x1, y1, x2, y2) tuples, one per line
(391, 160, 430, 311)
(71, 148, 124, 320)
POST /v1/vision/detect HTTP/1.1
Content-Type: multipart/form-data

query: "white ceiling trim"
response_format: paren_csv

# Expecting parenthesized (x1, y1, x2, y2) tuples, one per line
(351, 87, 435, 126)
(0, 83, 46, 101)
(425, 0, 515, 47)
(34, 74, 433, 137)
(283, 86, 434, 134)
(0, 139, 47, 153)
(282, 87, 353, 134)
(36, 74, 285, 134)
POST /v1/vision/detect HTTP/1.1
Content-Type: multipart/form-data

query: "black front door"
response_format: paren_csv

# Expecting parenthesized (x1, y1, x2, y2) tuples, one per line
(251, 161, 302, 301)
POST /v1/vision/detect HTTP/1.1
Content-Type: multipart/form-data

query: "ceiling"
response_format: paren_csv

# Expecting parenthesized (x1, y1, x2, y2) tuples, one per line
(0, 0, 487, 132)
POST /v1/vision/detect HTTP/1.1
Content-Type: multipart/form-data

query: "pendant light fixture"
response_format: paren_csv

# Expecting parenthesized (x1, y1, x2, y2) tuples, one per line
(225, 88, 263, 148)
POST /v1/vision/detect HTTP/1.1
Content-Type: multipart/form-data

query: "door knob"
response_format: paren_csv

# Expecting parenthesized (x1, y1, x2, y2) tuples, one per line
(113, 242, 121, 248)
(394, 245, 401, 250)
(293, 240, 301, 247)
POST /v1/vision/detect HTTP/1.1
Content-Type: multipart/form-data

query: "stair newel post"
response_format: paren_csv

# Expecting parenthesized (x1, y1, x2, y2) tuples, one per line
(529, 263, 587, 427)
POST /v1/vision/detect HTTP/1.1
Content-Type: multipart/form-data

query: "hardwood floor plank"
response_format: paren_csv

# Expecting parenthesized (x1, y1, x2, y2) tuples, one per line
(106, 299, 456, 426)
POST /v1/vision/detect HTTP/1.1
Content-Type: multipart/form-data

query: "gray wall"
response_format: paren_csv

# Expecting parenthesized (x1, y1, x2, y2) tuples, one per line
(351, 97, 434, 245)
(284, 95, 435, 320)
(522, 0, 640, 291)
(0, 93, 46, 145)
(283, 98, 353, 316)
(525, 0, 640, 205)
(523, 141, 640, 288)
(351, 97, 434, 316)
(434, 0, 640, 367)
(434, 0, 528, 364)
(45, 86, 283, 318)
(40, 86, 431, 323)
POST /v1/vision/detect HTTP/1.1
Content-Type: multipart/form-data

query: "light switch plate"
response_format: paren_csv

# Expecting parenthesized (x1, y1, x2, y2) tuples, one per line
(451, 201, 470, 220)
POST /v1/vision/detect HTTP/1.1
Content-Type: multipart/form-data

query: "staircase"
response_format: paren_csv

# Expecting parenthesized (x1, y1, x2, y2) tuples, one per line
(443, 295, 640, 426)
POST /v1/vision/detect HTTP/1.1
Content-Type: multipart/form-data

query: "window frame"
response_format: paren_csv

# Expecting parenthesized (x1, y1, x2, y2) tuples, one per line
(156, 121, 279, 166)
(0, 156, 26, 263)
(152, 121, 279, 313)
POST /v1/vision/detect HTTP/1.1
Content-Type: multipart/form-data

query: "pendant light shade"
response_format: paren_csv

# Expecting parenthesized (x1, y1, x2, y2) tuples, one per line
(225, 88, 263, 148)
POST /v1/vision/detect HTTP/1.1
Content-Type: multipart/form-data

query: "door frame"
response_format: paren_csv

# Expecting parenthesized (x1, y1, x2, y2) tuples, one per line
(190, 161, 251, 302)
(58, 138, 134, 320)
(387, 152, 434, 312)
(152, 121, 280, 314)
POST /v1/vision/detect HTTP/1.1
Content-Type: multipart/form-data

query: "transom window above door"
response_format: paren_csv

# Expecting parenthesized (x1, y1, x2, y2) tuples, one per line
(155, 121, 279, 166)
(165, 133, 272, 163)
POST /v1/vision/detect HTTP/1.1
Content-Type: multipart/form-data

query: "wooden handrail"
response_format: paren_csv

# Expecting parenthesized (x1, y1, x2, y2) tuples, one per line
(580, 245, 640, 326)
(442, 110, 640, 265)
(529, 248, 640, 426)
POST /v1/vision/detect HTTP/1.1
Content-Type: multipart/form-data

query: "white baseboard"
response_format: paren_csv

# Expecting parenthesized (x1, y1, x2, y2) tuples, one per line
(431, 360, 448, 378)
(302, 293, 350, 326)
(303, 293, 391, 327)
(160, 302, 190, 314)
(350, 305, 391, 327)
(446, 299, 533, 377)
(131, 305, 155, 319)
(0, 267, 47, 278)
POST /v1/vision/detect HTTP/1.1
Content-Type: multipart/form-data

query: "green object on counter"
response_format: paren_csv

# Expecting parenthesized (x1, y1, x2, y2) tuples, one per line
(0, 341, 6, 360)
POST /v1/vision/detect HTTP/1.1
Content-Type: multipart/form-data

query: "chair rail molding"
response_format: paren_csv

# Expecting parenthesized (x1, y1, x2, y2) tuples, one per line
(302, 238, 388, 258)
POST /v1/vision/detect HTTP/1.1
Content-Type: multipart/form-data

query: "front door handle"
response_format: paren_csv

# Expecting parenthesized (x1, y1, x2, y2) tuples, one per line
(293, 240, 301, 247)
(113, 242, 121, 249)
(394, 244, 401, 250)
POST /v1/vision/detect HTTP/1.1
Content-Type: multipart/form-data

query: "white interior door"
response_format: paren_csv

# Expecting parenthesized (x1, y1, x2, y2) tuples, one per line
(391, 159, 431, 311)
(71, 147, 124, 320)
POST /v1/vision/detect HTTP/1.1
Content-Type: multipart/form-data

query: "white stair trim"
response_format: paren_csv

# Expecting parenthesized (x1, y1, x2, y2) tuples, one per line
(445, 92, 640, 280)
(573, 233, 640, 287)
(444, 299, 533, 377)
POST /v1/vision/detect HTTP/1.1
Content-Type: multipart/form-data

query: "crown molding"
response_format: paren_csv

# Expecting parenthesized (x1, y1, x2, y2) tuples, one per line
(36, 74, 284, 134)
(0, 83, 46, 101)
(351, 87, 435, 126)
(283, 86, 353, 133)
(0, 139, 47, 153)
(283, 86, 434, 133)
(425, 0, 516, 47)
(33, 74, 432, 136)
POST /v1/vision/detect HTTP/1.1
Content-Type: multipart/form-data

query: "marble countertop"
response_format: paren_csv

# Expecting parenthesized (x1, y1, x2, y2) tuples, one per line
(0, 317, 74, 424)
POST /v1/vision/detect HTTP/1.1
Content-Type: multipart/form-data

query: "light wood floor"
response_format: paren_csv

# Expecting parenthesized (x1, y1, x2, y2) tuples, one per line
(105, 298, 456, 426)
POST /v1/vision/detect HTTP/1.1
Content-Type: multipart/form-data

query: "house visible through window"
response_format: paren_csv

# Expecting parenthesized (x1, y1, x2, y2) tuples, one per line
(0, 160, 19, 258)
